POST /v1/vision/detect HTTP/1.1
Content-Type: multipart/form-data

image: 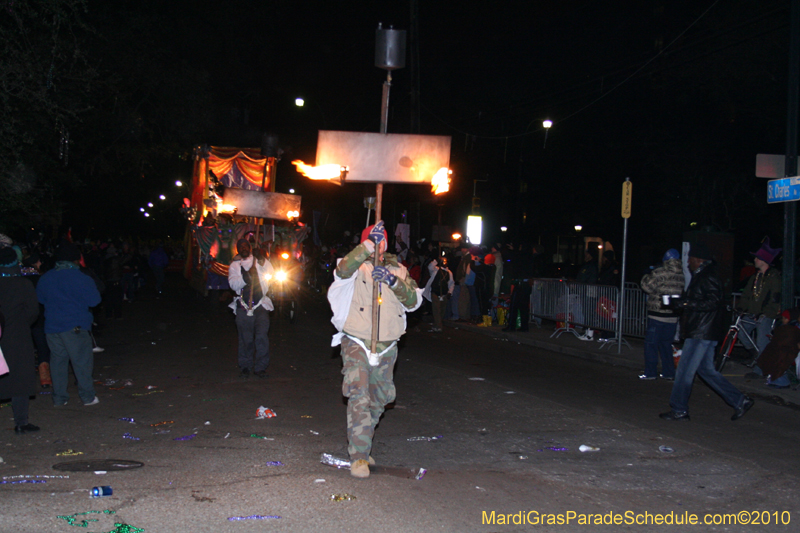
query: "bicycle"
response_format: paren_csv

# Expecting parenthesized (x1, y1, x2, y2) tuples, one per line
(714, 311, 762, 372)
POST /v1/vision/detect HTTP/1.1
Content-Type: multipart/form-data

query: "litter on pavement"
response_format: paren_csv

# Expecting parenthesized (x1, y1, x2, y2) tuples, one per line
(228, 515, 281, 521)
(407, 435, 442, 441)
(256, 406, 277, 419)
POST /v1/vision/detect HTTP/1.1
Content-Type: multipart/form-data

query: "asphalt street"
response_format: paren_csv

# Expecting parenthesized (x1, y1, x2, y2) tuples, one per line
(1, 274, 799, 532)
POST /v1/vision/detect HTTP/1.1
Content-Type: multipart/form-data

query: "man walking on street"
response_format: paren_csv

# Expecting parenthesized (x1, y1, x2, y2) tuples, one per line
(228, 238, 274, 377)
(327, 220, 422, 478)
(660, 243, 754, 422)
(36, 240, 102, 407)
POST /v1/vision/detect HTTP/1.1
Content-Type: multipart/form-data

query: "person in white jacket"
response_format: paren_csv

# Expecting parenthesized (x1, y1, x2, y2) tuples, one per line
(228, 238, 274, 377)
(422, 257, 454, 332)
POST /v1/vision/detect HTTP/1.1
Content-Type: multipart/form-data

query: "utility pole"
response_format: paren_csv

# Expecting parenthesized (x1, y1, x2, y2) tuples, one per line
(783, 0, 800, 310)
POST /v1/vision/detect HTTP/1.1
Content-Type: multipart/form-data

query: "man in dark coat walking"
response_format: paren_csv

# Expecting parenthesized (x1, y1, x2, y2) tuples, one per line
(660, 243, 753, 422)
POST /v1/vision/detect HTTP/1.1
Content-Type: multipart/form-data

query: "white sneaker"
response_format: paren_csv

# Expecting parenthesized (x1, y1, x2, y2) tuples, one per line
(93, 346, 105, 353)
(578, 329, 594, 341)
(84, 397, 99, 406)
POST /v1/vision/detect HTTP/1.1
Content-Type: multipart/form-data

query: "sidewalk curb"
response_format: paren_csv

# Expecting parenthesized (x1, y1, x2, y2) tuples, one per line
(445, 320, 641, 370)
(444, 319, 800, 408)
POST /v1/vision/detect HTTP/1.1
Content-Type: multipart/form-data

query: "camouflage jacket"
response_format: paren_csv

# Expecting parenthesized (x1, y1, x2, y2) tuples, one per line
(640, 258, 685, 318)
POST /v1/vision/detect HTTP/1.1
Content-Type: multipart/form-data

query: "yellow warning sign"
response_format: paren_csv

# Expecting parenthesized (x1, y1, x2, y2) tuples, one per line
(621, 180, 632, 218)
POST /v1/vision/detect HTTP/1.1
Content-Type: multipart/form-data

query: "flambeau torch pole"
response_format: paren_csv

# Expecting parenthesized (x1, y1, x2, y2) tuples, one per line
(371, 24, 406, 355)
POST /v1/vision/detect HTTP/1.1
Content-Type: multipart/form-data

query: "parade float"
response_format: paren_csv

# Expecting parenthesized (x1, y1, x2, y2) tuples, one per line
(182, 144, 308, 297)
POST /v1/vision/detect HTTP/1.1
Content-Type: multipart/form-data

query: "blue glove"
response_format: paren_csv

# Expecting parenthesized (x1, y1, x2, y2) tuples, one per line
(372, 265, 397, 286)
(368, 221, 386, 245)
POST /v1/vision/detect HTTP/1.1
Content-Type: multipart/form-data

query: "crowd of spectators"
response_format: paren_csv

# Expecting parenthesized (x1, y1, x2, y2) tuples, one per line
(0, 229, 184, 390)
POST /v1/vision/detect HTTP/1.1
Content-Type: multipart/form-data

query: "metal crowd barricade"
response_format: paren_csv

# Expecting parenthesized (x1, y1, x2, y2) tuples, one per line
(529, 279, 648, 341)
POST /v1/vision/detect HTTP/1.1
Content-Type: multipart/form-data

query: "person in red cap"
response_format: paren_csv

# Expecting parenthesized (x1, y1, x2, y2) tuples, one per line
(327, 220, 422, 478)
(737, 237, 782, 362)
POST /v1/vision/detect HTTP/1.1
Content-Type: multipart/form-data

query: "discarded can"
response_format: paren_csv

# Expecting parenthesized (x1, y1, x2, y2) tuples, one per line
(659, 445, 674, 453)
(90, 486, 113, 498)
(320, 453, 350, 469)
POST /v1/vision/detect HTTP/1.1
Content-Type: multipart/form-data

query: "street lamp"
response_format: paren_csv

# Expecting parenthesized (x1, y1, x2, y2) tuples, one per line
(574, 225, 582, 232)
(294, 96, 327, 126)
(175, 180, 183, 187)
(467, 216, 482, 245)
(543, 118, 553, 148)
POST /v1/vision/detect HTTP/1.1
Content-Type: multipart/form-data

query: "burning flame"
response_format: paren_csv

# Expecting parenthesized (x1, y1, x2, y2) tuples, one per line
(287, 210, 299, 220)
(292, 160, 346, 180)
(218, 204, 237, 214)
(431, 167, 451, 195)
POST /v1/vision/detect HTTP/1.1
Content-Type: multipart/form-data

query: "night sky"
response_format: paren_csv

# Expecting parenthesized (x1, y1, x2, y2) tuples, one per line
(1, 0, 795, 270)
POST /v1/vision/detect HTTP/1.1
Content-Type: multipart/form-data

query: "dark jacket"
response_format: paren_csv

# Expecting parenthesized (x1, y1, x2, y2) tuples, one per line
(0, 267, 39, 399)
(430, 267, 451, 297)
(576, 260, 598, 284)
(738, 267, 782, 319)
(598, 259, 620, 286)
(758, 323, 800, 380)
(680, 260, 726, 341)
(36, 263, 102, 334)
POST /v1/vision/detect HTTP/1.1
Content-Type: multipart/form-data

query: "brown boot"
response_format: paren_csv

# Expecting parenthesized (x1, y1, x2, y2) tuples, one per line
(38, 362, 52, 388)
(350, 459, 370, 478)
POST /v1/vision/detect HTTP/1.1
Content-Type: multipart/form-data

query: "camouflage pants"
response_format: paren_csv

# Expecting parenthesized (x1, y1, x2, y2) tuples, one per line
(340, 336, 397, 461)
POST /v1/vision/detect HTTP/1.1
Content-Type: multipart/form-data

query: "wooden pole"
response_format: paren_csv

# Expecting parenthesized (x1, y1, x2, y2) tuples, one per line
(370, 72, 392, 354)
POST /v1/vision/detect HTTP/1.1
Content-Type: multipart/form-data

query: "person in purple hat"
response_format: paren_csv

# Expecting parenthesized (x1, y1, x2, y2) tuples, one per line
(737, 237, 782, 362)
